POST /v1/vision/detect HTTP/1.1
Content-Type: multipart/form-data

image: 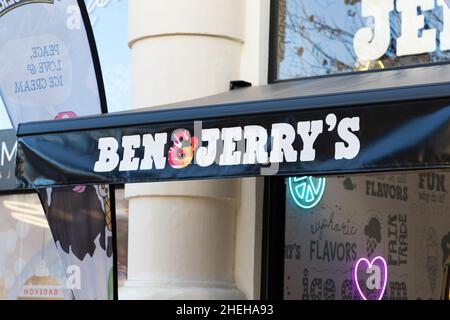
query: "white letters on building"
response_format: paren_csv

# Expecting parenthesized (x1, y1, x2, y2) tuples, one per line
(397, 0, 436, 56)
(438, 0, 450, 51)
(353, 0, 394, 61)
(92, 117, 362, 173)
(119, 135, 141, 171)
(354, 0, 450, 60)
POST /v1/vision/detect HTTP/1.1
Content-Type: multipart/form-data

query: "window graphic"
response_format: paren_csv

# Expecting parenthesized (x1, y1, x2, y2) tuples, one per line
(284, 172, 450, 300)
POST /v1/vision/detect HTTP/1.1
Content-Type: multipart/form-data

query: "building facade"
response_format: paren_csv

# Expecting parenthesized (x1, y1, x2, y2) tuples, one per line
(120, 0, 270, 300)
(1, 0, 450, 300)
(118, 0, 450, 300)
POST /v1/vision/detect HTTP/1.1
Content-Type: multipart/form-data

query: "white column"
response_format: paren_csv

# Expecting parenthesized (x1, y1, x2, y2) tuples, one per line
(120, 0, 246, 300)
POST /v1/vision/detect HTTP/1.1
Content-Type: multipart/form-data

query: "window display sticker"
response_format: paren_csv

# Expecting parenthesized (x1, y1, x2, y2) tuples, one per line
(284, 172, 450, 300)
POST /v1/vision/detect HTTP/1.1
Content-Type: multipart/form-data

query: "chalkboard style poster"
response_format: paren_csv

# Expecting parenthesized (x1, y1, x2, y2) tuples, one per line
(284, 171, 450, 300)
(0, 0, 114, 300)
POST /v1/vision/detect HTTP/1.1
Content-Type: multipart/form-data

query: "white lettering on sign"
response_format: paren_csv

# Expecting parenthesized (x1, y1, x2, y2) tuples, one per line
(297, 120, 323, 162)
(335, 117, 360, 160)
(269, 123, 298, 163)
(243, 125, 268, 165)
(1, 141, 16, 166)
(140, 133, 168, 170)
(354, 0, 450, 61)
(196, 129, 220, 167)
(438, 0, 450, 51)
(93, 116, 362, 174)
(93, 137, 119, 172)
(219, 127, 243, 166)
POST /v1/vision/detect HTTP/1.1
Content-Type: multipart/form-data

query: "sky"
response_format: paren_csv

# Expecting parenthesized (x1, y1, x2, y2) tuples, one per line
(86, 0, 131, 113)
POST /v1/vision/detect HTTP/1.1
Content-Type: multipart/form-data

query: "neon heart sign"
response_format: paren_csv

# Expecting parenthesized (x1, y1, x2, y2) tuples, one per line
(353, 256, 388, 300)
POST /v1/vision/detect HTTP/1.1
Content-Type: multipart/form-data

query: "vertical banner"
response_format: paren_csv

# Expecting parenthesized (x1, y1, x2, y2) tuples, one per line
(0, 0, 116, 299)
(38, 185, 114, 300)
(0, 0, 105, 123)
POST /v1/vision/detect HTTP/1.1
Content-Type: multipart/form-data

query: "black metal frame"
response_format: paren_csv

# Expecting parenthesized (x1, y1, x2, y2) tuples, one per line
(77, 0, 108, 115)
(264, 1, 288, 298)
(260, 176, 286, 300)
(268, 0, 280, 84)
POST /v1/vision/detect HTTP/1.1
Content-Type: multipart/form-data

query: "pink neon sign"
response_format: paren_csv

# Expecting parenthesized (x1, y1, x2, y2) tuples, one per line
(353, 256, 388, 300)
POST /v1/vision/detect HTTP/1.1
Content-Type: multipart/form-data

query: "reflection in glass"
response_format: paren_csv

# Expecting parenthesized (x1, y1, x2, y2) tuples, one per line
(274, 0, 450, 80)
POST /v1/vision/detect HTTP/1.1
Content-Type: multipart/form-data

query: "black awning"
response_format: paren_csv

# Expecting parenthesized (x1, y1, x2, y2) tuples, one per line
(16, 64, 450, 188)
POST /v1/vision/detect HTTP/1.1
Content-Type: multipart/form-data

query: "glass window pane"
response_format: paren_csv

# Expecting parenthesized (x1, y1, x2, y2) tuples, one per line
(274, 0, 450, 80)
(284, 171, 450, 300)
(0, 193, 72, 300)
(114, 188, 128, 289)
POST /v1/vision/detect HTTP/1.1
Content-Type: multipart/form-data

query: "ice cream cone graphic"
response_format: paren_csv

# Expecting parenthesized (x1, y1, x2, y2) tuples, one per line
(99, 185, 112, 232)
(366, 238, 377, 257)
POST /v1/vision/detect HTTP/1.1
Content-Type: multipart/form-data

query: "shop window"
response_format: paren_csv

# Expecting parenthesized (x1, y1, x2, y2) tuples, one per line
(0, 189, 128, 300)
(284, 171, 450, 300)
(0, 193, 71, 300)
(271, 0, 450, 81)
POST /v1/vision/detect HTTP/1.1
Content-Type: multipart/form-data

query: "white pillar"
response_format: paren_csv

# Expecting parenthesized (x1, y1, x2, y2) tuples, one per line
(120, 0, 246, 300)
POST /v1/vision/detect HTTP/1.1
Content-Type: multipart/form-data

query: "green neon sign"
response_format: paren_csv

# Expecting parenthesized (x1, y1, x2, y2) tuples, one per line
(288, 176, 326, 209)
